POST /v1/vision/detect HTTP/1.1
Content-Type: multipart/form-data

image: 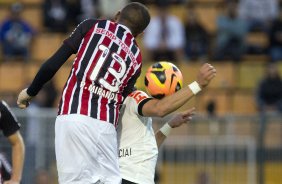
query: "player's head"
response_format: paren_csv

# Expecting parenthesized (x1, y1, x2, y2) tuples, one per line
(115, 2, 151, 37)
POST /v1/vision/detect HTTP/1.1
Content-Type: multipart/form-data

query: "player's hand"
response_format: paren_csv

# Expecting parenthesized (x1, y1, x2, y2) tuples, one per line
(196, 63, 216, 88)
(3, 180, 20, 184)
(17, 88, 32, 109)
(167, 107, 196, 128)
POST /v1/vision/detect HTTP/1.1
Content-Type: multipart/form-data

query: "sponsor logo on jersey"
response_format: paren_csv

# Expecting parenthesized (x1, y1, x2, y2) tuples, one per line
(129, 91, 147, 104)
(119, 148, 132, 157)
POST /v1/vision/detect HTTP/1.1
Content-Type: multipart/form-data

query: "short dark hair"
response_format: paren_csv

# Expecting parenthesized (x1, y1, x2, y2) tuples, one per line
(119, 2, 151, 36)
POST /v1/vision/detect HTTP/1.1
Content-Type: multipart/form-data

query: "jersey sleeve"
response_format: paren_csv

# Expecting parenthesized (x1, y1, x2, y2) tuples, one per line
(126, 90, 153, 116)
(122, 67, 142, 99)
(64, 19, 99, 53)
(0, 101, 20, 137)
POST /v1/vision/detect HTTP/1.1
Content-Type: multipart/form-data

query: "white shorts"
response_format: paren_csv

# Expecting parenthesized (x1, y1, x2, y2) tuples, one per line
(55, 114, 121, 184)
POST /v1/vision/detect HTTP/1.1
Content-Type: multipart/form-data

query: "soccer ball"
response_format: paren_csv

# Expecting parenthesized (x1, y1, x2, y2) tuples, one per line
(145, 61, 183, 99)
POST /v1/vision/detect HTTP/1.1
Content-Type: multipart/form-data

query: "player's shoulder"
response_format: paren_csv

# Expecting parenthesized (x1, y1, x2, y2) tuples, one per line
(0, 100, 7, 110)
(127, 90, 149, 104)
(77, 18, 104, 29)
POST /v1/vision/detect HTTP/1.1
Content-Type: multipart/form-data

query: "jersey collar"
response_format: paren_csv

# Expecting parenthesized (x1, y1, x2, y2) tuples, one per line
(118, 23, 133, 35)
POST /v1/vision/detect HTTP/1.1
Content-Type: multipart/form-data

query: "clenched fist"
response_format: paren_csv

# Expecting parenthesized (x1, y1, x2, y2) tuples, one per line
(17, 88, 32, 109)
(196, 63, 216, 88)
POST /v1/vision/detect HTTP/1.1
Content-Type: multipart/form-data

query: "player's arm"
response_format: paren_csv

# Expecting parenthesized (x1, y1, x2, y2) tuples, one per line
(141, 63, 216, 117)
(17, 19, 98, 109)
(5, 131, 25, 184)
(155, 107, 195, 148)
(17, 43, 74, 108)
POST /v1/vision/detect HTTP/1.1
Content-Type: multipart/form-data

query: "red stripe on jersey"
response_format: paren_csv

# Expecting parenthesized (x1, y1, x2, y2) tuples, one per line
(80, 23, 116, 117)
(109, 22, 117, 35)
(62, 74, 76, 114)
(98, 22, 118, 121)
(119, 50, 142, 102)
(62, 26, 95, 114)
(80, 35, 112, 115)
(100, 22, 121, 101)
(101, 29, 130, 123)
(59, 20, 142, 126)
(124, 32, 133, 47)
(99, 23, 119, 121)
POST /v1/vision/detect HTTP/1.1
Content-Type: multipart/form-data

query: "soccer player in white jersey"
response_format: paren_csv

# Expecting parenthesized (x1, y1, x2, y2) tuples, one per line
(117, 63, 216, 184)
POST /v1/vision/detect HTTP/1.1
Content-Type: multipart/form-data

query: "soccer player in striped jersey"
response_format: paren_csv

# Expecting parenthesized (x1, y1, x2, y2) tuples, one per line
(117, 63, 216, 184)
(17, 2, 150, 184)
(0, 101, 25, 184)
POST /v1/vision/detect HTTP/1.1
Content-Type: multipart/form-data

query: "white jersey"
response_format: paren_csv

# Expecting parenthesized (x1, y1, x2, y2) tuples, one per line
(117, 90, 158, 184)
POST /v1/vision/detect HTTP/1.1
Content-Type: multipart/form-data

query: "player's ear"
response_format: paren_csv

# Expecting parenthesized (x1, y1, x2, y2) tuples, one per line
(114, 11, 121, 22)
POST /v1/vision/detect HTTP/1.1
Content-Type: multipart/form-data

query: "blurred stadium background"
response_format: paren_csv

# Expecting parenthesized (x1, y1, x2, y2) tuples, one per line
(0, 0, 281, 184)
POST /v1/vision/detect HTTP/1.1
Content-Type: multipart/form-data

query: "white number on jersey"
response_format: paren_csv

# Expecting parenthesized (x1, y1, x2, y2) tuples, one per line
(90, 44, 127, 92)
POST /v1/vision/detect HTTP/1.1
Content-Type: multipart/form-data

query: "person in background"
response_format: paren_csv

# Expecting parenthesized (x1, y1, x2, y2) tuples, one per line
(43, 0, 68, 33)
(0, 2, 35, 62)
(268, 6, 282, 62)
(184, 4, 209, 61)
(0, 100, 25, 184)
(238, 0, 278, 31)
(256, 63, 282, 113)
(213, 0, 248, 62)
(143, 1, 185, 63)
(99, 0, 128, 19)
(66, 0, 99, 27)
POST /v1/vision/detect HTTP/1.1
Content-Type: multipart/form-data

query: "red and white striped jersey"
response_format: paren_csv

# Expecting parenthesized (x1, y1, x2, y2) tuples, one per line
(58, 19, 142, 127)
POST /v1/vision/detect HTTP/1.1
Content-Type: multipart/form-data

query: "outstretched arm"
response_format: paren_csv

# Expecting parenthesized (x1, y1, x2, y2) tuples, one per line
(4, 131, 25, 184)
(17, 44, 73, 109)
(155, 107, 195, 148)
(17, 19, 97, 109)
(141, 63, 216, 117)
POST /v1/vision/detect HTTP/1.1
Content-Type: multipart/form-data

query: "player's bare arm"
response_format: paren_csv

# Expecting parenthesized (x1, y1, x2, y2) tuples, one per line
(141, 63, 216, 117)
(4, 131, 25, 184)
(155, 107, 196, 148)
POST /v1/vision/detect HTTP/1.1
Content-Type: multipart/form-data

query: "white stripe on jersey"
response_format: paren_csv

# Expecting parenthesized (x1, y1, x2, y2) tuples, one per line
(59, 36, 85, 115)
(119, 43, 141, 97)
(103, 26, 130, 124)
(67, 83, 77, 114)
(77, 22, 110, 115)
(94, 22, 112, 120)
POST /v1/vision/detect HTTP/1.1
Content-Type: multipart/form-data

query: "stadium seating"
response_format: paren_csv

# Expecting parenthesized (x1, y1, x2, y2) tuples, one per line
(196, 89, 232, 114)
(22, 7, 43, 31)
(0, 63, 25, 92)
(21, 0, 41, 4)
(207, 62, 236, 89)
(54, 64, 72, 91)
(246, 32, 269, 50)
(24, 63, 40, 81)
(237, 62, 265, 89)
(32, 33, 65, 62)
(0, 7, 9, 24)
(265, 120, 282, 148)
(232, 90, 257, 114)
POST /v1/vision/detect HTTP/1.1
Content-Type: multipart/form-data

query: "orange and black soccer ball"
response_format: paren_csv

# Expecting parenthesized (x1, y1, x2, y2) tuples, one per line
(145, 61, 183, 99)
